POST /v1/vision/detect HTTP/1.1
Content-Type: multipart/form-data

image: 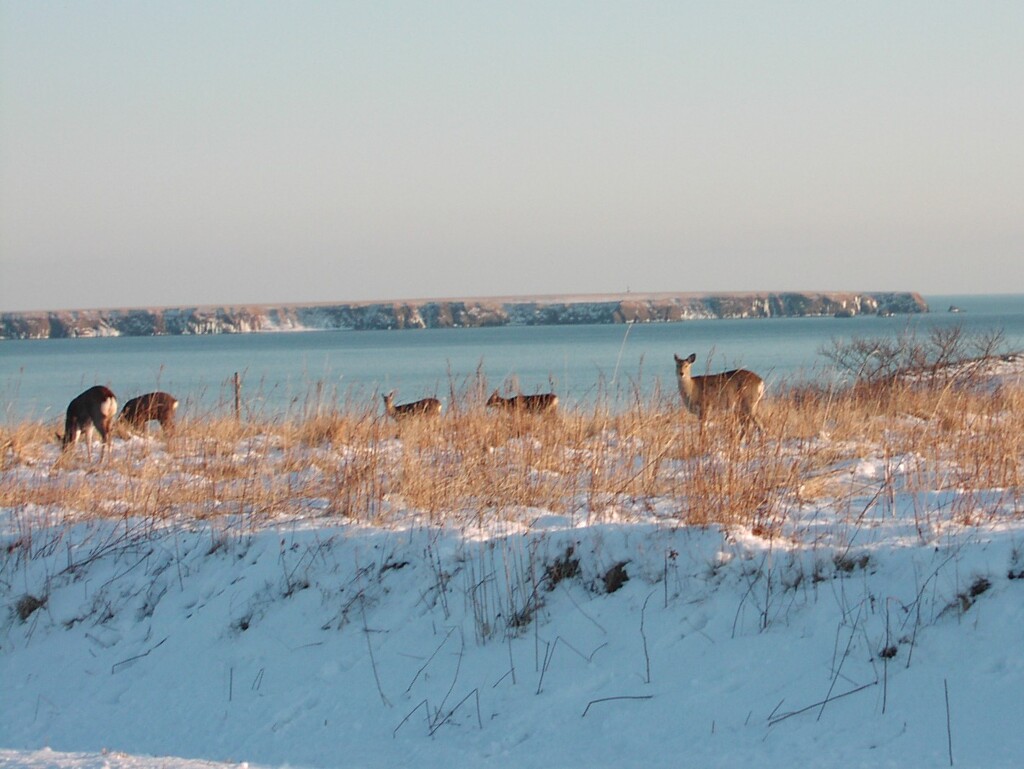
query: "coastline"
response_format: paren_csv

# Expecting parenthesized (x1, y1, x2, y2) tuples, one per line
(0, 290, 927, 340)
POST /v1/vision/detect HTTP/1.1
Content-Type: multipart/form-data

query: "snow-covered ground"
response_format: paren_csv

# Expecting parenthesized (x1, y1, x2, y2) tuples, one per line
(3, 404, 1024, 768)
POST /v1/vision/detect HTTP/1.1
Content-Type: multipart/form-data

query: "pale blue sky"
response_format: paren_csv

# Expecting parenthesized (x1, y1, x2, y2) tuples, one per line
(1, 2, 1021, 312)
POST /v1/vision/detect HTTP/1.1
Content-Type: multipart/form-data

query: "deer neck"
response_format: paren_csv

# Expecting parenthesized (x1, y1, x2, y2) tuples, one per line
(677, 372, 699, 409)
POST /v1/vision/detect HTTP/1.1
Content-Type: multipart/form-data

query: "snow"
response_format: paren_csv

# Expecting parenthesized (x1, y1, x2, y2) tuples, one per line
(3, 434, 1024, 768)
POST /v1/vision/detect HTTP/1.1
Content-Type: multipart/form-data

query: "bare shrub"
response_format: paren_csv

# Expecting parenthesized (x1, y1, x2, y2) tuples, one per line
(15, 594, 46, 622)
(602, 562, 630, 594)
(544, 546, 580, 590)
(820, 325, 1010, 388)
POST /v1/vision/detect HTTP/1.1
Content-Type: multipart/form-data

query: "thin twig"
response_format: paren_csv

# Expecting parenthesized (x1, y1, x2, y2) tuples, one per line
(818, 603, 863, 721)
(360, 594, 390, 707)
(641, 591, 654, 684)
(945, 678, 954, 766)
(111, 636, 168, 674)
(428, 688, 482, 735)
(581, 695, 654, 718)
(507, 633, 517, 685)
(611, 319, 636, 387)
(393, 699, 429, 738)
(551, 637, 607, 664)
(433, 628, 465, 722)
(405, 626, 456, 694)
(732, 552, 768, 638)
(536, 638, 557, 695)
(883, 601, 890, 714)
(768, 682, 876, 726)
(560, 582, 606, 633)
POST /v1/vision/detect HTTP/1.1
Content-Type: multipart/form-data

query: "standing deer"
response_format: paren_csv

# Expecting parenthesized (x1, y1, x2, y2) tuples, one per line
(673, 353, 764, 435)
(59, 385, 118, 460)
(486, 390, 559, 414)
(383, 391, 442, 420)
(120, 391, 179, 435)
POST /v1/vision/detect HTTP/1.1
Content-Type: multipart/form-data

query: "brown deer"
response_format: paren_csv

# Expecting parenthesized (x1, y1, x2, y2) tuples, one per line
(58, 385, 118, 460)
(383, 391, 442, 420)
(486, 390, 559, 414)
(673, 353, 764, 435)
(120, 391, 179, 435)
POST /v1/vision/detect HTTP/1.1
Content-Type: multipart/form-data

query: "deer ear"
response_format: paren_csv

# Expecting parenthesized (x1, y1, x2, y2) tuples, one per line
(686, 353, 696, 364)
(674, 354, 681, 363)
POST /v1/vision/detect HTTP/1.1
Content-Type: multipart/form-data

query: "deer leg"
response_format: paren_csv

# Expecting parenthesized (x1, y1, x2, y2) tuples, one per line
(98, 426, 111, 461)
(739, 410, 762, 441)
(82, 425, 95, 461)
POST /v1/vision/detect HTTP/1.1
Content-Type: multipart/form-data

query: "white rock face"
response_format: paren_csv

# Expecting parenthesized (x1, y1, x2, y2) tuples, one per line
(0, 292, 928, 339)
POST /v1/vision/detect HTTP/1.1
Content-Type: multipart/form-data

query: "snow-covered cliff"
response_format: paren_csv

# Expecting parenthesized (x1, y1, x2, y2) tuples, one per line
(0, 291, 928, 339)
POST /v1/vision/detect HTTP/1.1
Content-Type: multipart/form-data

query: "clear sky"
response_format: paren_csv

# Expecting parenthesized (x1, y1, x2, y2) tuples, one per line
(1, 2, 1022, 312)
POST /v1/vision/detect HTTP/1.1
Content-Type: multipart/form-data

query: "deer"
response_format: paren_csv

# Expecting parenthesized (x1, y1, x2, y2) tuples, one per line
(58, 385, 118, 460)
(382, 391, 442, 420)
(119, 391, 179, 435)
(673, 353, 764, 436)
(486, 390, 559, 414)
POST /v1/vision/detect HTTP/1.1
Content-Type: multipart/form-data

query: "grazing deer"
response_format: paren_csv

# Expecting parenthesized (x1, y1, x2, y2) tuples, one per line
(382, 391, 442, 420)
(673, 353, 764, 435)
(58, 385, 118, 460)
(120, 391, 179, 435)
(486, 390, 559, 414)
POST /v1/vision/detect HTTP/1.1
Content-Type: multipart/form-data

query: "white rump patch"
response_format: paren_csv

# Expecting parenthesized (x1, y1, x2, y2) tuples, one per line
(101, 396, 118, 419)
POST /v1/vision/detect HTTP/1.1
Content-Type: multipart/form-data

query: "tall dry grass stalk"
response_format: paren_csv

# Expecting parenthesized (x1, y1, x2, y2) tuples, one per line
(2, 371, 1021, 536)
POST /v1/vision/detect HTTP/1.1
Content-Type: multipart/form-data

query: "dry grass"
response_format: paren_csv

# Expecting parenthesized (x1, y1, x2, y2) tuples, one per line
(2, 373, 1022, 535)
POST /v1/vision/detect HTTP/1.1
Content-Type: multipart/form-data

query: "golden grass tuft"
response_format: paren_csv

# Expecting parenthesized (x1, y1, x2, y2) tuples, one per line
(2, 373, 1022, 535)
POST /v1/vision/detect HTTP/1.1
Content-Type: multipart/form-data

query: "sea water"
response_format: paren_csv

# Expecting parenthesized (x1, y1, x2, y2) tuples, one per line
(2, 294, 1022, 424)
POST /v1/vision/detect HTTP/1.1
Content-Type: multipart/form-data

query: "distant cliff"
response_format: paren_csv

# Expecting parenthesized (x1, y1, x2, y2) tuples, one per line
(0, 292, 928, 340)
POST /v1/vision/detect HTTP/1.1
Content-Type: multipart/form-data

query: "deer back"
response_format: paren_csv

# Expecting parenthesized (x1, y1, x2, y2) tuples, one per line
(487, 390, 559, 413)
(121, 392, 179, 429)
(385, 392, 442, 419)
(63, 385, 118, 448)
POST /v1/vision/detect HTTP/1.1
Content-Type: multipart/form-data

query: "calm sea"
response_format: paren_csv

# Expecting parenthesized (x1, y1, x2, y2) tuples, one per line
(2, 294, 1023, 424)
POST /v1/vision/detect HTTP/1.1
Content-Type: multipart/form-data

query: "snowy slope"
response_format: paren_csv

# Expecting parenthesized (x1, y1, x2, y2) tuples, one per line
(3, 449, 1024, 769)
